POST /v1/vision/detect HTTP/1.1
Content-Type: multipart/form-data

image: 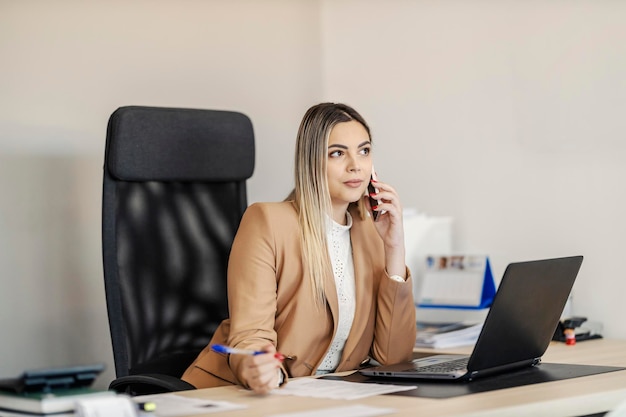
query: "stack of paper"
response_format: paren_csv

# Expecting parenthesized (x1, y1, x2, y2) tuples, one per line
(415, 321, 483, 349)
(0, 388, 115, 416)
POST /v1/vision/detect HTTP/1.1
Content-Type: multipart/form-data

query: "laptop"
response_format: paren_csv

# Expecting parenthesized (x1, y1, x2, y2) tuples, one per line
(360, 255, 583, 381)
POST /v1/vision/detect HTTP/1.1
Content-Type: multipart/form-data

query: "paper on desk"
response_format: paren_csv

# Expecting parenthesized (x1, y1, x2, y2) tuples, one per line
(267, 404, 396, 417)
(132, 393, 246, 417)
(606, 397, 626, 417)
(272, 378, 416, 400)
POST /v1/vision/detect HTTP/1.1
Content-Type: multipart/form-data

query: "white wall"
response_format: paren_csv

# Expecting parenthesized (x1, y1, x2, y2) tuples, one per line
(1, 0, 625, 389)
(0, 0, 322, 388)
(321, 0, 626, 337)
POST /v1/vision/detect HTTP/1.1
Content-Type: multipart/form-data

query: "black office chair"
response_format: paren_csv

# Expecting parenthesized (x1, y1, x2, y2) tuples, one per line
(102, 105, 255, 395)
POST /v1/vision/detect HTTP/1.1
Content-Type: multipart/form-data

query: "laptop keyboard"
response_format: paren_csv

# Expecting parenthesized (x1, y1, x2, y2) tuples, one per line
(414, 357, 469, 373)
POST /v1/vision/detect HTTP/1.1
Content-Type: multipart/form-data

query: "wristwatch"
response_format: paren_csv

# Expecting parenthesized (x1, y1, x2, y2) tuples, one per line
(277, 368, 285, 387)
(388, 274, 406, 283)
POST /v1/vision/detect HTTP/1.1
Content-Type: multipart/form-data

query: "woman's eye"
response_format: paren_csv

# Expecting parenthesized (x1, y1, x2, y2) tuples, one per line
(360, 147, 371, 156)
(329, 150, 343, 158)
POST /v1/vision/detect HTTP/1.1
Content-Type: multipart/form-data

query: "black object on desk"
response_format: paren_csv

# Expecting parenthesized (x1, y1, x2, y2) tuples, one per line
(0, 364, 104, 394)
(552, 316, 603, 343)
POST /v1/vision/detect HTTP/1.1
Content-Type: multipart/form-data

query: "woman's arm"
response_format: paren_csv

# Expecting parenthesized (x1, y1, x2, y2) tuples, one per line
(371, 269, 416, 365)
(365, 181, 416, 363)
(225, 203, 284, 392)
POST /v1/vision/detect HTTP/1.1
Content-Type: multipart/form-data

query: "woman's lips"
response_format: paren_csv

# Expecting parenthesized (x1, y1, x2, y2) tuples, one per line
(344, 179, 364, 188)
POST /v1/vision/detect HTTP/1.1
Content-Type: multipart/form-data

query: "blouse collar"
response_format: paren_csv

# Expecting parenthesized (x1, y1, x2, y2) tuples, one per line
(328, 211, 353, 232)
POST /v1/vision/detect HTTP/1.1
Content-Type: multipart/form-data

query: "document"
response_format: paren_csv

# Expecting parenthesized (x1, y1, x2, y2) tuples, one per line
(415, 321, 483, 349)
(132, 393, 246, 416)
(272, 378, 416, 400)
(267, 404, 395, 417)
(418, 255, 495, 309)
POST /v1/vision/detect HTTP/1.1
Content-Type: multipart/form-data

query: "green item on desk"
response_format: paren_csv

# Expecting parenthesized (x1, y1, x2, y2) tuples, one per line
(137, 401, 157, 412)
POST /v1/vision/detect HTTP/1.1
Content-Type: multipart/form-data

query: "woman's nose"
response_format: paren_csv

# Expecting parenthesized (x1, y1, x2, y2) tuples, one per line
(347, 154, 361, 172)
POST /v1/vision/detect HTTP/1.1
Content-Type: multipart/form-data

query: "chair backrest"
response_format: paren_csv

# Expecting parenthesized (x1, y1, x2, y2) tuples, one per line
(102, 106, 254, 380)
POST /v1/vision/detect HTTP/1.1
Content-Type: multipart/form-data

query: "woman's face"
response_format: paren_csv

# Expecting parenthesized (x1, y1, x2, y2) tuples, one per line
(326, 120, 373, 218)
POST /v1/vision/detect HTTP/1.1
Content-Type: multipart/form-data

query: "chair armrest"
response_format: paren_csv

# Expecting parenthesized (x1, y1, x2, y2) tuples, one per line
(109, 373, 195, 395)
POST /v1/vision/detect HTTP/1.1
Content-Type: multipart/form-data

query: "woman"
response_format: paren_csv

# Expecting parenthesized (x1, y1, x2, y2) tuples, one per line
(182, 102, 416, 394)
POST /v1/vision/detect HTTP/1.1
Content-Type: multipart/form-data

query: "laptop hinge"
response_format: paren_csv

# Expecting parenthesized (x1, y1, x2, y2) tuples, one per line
(468, 358, 541, 381)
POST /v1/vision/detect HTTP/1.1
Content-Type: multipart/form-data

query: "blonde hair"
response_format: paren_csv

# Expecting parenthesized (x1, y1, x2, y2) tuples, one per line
(289, 103, 371, 306)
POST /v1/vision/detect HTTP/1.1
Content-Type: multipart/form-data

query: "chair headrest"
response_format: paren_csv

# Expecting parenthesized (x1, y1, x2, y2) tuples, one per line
(106, 106, 255, 182)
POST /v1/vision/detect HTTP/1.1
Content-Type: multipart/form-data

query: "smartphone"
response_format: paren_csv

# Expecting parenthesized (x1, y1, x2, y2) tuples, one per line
(368, 167, 382, 221)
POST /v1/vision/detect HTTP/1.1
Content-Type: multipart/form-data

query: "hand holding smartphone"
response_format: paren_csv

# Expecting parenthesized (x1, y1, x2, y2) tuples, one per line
(368, 167, 382, 221)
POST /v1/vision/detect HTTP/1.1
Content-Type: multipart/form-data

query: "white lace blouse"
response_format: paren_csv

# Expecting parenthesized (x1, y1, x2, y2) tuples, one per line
(317, 212, 356, 374)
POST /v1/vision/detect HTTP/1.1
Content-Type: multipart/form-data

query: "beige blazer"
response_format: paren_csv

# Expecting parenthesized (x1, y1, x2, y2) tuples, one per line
(182, 201, 416, 388)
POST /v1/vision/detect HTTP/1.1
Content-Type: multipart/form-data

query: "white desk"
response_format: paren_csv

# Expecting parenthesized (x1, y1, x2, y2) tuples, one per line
(172, 339, 626, 417)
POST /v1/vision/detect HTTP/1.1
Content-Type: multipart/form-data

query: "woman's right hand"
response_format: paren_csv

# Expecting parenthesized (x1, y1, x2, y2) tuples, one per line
(240, 343, 283, 394)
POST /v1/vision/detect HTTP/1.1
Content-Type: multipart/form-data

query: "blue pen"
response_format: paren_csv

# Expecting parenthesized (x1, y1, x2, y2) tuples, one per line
(211, 344, 285, 361)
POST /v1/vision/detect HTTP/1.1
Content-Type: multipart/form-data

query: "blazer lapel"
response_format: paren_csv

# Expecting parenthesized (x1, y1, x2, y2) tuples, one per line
(323, 261, 339, 334)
